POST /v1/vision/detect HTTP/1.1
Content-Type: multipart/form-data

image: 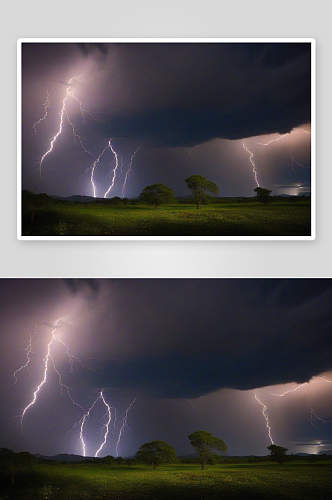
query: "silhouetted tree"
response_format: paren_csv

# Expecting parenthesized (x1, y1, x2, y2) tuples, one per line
(188, 430, 227, 470)
(139, 184, 175, 208)
(185, 175, 219, 209)
(135, 440, 177, 469)
(267, 444, 288, 464)
(254, 186, 272, 204)
(0, 448, 35, 485)
(111, 196, 122, 205)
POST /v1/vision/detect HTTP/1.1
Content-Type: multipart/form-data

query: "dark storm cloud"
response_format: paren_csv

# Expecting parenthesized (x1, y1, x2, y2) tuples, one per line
(62, 279, 100, 297)
(74, 42, 311, 147)
(58, 279, 332, 399)
(2, 280, 329, 402)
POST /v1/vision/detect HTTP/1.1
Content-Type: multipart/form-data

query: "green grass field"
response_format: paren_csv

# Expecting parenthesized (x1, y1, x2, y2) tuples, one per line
(1, 462, 331, 500)
(22, 200, 311, 237)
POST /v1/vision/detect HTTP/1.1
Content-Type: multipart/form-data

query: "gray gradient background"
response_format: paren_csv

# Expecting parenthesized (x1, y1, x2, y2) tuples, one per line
(0, 0, 331, 276)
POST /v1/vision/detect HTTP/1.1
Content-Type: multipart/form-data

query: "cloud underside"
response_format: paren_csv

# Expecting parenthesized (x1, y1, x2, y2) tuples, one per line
(71, 42, 311, 147)
(64, 279, 331, 400)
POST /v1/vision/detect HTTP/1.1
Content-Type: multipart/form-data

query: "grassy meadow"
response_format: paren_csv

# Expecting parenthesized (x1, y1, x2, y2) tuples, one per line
(21, 196, 311, 237)
(1, 461, 331, 500)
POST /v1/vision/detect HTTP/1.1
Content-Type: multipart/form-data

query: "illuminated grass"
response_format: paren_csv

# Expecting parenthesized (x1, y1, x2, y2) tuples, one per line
(0, 462, 331, 500)
(22, 201, 311, 236)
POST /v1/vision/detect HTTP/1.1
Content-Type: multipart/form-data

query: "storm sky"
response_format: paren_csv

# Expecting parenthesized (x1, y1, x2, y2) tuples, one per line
(0, 279, 331, 458)
(21, 42, 312, 199)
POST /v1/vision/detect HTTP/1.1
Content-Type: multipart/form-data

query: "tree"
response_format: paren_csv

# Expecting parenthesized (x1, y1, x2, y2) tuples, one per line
(188, 431, 228, 470)
(110, 196, 122, 205)
(135, 440, 177, 469)
(0, 448, 35, 485)
(102, 455, 116, 466)
(22, 190, 51, 223)
(267, 444, 288, 464)
(254, 186, 272, 204)
(185, 175, 219, 209)
(139, 184, 175, 208)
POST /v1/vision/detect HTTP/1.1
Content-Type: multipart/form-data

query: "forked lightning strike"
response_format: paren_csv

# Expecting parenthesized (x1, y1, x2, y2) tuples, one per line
(10, 324, 38, 385)
(31, 79, 140, 197)
(255, 393, 274, 444)
(266, 383, 307, 397)
(20, 319, 84, 434)
(255, 376, 332, 442)
(243, 143, 260, 187)
(31, 82, 54, 135)
(122, 146, 140, 198)
(255, 128, 311, 173)
(103, 141, 120, 198)
(10, 319, 139, 457)
(116, 397, 137, 457)
(89, 142, 112, 198)
(95, 391, 113, 457)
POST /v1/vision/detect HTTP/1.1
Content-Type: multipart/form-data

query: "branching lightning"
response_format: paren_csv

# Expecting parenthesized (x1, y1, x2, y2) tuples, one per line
(19, 319, 84, 434)
(10, 324, 38, 385)
(89, 142, 112, 198)
(94, 391, 113, 457)
(31, 82, 54, 135)
(11, 321, 138, 457)
(78, 395, 101, 457)
(254, 393, 274, 444)
(116, 397, 137, 457)
(29, 79, 140, 197)
(103, 141, 120, 198)
(255, 375, 332, 444)
(122, 146, 140, 198)
(243, 143, 260, 187)
(255, 128, 311, 174)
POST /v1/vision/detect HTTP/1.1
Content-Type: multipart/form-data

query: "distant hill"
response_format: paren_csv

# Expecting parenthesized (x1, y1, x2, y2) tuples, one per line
(35, 453, 94, 462)
(52, 195, 103, 203)
(318, 450, 332, 455)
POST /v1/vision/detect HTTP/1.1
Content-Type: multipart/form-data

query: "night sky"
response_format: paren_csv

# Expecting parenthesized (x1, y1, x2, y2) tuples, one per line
(1, 279, 331, 458)
(21, 42, 312, 199)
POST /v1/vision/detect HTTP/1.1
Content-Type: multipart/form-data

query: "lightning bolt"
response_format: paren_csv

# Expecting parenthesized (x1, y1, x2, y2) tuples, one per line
(78, 396, 101, 457)
(255, 375, 332, 444)
(266, 383, 307, 397)
(103, 141, 121, 198)
(115, 397, 137, 457)
(255, 128, 311, 173)
(31, 82, 54, 135)
(10, 320, 138, 457)
(10, 324, 38, 385)
(187, 400, 203, 412)
(307, 395, 332, 429)
(243, 143, 260, 187)
(122, 146, 140, 198)
(19, 319, 83, 434)
(88, 141, 112, 198)
(34, 78, 97, 179)
(95, 391, 113, 457)
(255, 133, 289, 146)
(186, 150, 199, 160)
(254, 393, 274, 444)
(29, 78, 143, 197)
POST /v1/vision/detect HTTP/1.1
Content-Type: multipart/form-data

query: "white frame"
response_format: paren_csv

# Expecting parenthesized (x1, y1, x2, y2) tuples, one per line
(17, 38, 316, 241)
